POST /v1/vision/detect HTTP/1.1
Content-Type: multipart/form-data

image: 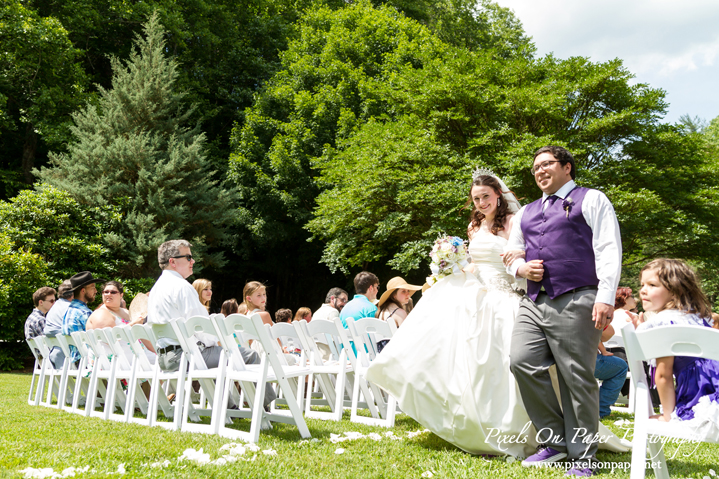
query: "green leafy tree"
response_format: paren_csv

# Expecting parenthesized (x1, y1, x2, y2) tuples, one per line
(0, 1, 88, 198)
(308, 44, 719, 277)
(0, 185, 118, 370)
(0, 185, 119, 282)
(37, 13, 236, 277)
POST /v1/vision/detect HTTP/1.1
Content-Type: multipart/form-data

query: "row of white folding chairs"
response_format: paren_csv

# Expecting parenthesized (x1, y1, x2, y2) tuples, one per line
(25, 312, 399, 437)
(269, 316, 399, 427)
(26, 313, 313, 442)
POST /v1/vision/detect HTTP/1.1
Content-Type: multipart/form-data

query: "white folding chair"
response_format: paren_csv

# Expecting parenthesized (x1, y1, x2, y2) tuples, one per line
(69, 331, 109, 417)
(42, 335, 70, 409)
(334, 317, 383, 421)
(26, 337, 47, 406)
(58, 333, 91, 415)
(270, 322, 307, 412)
(295, 319, 350, 421)
(171, 316, 228, 435)
(345, 317, 397, 427)
(135, 323, 186, 430)
(83, 328, 127, 420)
(213, 313, 311, 442)
(621, 323, 719, 479)
(104, 326, 151, 422)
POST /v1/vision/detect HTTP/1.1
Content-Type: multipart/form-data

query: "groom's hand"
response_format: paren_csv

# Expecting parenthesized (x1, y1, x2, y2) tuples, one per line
(592, 302, 614, 330)
(517, 260, 543, 281)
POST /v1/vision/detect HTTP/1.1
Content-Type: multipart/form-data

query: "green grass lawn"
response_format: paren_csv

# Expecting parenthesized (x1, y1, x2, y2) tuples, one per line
(2, 372, 717, 478)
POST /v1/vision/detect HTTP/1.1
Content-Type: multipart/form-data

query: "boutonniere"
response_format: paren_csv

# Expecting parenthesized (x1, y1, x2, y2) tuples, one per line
(562, 197, 573, 218)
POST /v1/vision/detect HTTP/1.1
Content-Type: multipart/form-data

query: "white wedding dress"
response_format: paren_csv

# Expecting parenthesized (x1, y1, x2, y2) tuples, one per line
(366, 229, 631, 457)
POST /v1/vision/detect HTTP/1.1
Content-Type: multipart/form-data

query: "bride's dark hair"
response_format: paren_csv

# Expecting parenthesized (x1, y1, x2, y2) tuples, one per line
(467, 175, 510, 236)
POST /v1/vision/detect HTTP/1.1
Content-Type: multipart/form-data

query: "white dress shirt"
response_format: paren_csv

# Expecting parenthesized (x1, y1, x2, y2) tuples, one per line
(504, 180, 622, 306)
(147, 269, 215, 349)
(313, 303, 340, 322)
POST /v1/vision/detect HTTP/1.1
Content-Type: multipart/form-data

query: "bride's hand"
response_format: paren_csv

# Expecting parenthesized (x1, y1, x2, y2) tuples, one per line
(501, 249, 525, 267)
(463, 263, 476, 274)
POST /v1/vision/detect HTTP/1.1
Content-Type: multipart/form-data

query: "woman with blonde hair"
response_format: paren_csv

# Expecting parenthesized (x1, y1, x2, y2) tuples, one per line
(293, 307, 312, 323)
(243, 281, 273, 326)
(192, 278, 213, 313)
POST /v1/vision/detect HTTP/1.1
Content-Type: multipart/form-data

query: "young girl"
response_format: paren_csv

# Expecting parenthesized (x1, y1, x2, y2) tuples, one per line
(243, 281, 273, 326)
(633, 258, 719, 438)
(192, 279, 213, 313)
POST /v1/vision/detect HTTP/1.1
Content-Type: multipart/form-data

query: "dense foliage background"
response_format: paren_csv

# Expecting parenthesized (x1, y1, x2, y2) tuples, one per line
(1, 0, 718, 369)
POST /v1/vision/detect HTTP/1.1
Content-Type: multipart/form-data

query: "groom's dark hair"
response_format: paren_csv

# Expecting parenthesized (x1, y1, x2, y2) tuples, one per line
(534, 146, 576, 179)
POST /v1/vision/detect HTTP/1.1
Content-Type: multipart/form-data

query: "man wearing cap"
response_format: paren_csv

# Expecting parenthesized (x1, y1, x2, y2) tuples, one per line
(62, 271, 105, 363)
(44, 280, 74, 368)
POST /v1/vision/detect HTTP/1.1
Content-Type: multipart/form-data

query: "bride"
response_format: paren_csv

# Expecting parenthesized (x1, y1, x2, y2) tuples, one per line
(366, 170, 630, 457)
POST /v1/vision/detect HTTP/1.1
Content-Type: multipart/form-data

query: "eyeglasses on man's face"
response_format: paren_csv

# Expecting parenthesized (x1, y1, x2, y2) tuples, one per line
(530, 160, 561, 175)
(171, 254, 193, 262)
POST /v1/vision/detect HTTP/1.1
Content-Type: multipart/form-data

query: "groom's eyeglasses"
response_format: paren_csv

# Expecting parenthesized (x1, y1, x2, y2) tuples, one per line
(530, 160, 561, 175)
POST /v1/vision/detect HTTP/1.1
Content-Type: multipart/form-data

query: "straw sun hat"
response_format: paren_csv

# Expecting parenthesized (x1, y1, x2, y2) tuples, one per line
(377, 277, 422, 308)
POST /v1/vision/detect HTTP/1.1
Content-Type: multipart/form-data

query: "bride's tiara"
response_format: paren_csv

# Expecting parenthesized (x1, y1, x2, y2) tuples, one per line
(472, 166, 497, 182)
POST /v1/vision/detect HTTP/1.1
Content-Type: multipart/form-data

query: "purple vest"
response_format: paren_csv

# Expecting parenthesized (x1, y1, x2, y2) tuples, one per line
(521, 186, 599, 301)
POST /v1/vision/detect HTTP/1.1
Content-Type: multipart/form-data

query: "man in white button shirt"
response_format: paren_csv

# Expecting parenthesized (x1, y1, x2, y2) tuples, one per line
(504, 146, 622, 475)
(147, 239, 260, 372)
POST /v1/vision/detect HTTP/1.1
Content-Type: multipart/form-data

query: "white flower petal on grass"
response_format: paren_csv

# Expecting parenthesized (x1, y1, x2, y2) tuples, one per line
(344, 431, 365, 440)
(368, 433, 382, 441)
(60, 467, 76, 477)
(330, 433, 349, 443)
(335, 448, 345, 454)
(298, 440, 309, 446)
(117, 464, 125, 474)
(421, 472, 434, 478)
(407, 429, 430, 438)
(262, 449, 277, 456)
(245, 444, 260, 452)
(19, 468, 60, 479)
(212, 458, 227, 466)
(710, 470, 716, 477)
(311, 438, 320, 443)
(223, 455, 238, 463)
(506, 457, 516, 464)
(179, 448, 211, 465)
(150, 460, 171, 469)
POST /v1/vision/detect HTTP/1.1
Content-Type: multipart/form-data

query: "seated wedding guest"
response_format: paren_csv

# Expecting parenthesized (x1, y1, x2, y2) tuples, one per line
(313, 287, 348, 322)
(220, 298, 239, 317)
(594, 345, 628, 418)
(44, 280, 73, 368)
(293, 307, 311, 323)
(275, 308, 293, 323)
(403, 297, 414, 315)
(147, 240, 262, 373)
(192, 278, 213, 314)
(62, 272, 105, 364)
(376, 277, 422, 328)
(237, 301, 249, 315)
(243, 281, 273, 326)
(87, 281, 155, 363)
(712, 312, 719, 330)
(339, 271, 380, 327)
(25, 287, 56, 341)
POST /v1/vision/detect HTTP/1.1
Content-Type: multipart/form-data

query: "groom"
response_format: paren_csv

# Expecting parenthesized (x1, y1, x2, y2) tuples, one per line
(504, 146, 621, 476)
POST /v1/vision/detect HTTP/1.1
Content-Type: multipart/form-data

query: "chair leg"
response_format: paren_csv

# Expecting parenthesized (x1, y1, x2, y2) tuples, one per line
(647, 437, 669, 479)
(249, 360, 269, 443)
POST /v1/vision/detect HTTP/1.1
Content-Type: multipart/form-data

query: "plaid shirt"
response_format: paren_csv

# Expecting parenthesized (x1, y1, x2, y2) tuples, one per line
(24, 308, 46, 340)
(62, 299, 92, 362)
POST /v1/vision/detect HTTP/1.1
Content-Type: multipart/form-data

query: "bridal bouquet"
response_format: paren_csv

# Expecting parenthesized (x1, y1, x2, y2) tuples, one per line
(426, 236, 469, 286)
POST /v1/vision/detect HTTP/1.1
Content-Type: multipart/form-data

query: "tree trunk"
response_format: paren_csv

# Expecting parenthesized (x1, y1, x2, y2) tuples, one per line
(22, 123, 38, 184)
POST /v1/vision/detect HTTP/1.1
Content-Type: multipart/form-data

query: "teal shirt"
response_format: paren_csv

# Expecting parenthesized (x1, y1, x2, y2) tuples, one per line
(339, 294, 378, 329)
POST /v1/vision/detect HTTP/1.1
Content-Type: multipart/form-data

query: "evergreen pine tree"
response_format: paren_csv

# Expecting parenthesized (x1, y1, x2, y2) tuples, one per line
(37, 13, 236, 277)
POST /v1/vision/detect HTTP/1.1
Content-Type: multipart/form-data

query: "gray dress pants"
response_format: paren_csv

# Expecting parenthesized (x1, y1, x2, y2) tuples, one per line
(509, 289, 602, 460)
(158, 345, 277, 406)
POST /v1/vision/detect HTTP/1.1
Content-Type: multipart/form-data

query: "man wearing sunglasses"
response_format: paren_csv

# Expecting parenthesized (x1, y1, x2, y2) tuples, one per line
(24, 286, 57, 345)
